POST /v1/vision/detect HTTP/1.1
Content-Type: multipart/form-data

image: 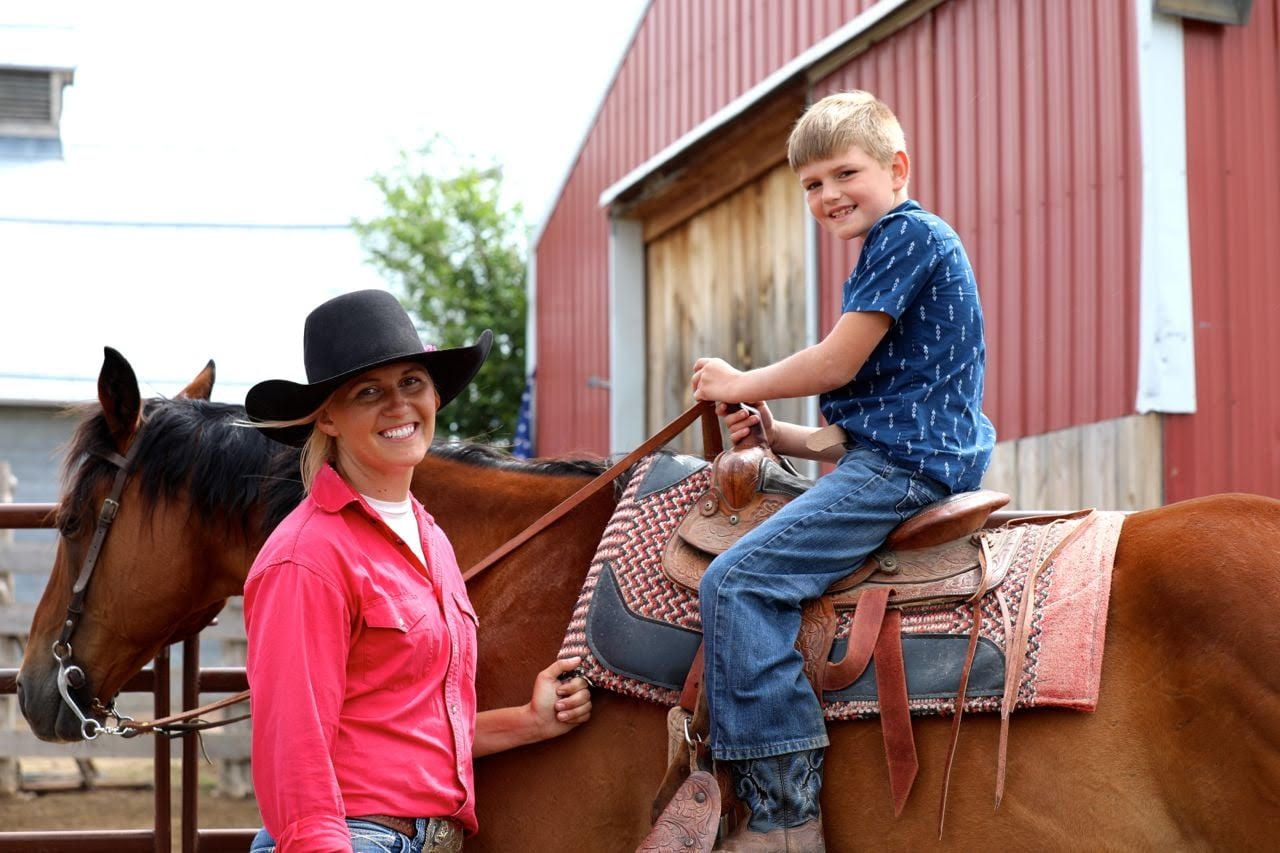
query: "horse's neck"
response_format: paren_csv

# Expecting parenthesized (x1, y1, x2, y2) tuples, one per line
(411, 455, 607, 570)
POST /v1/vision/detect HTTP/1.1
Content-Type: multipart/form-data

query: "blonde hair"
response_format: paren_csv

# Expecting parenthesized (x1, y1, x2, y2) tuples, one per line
(787, 91, 907, 171)
(298, 426, 337, 494)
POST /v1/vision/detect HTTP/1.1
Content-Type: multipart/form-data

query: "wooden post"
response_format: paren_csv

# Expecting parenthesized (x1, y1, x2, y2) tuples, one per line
(218, 606, 253, 798)
(0, 461, 20, 795)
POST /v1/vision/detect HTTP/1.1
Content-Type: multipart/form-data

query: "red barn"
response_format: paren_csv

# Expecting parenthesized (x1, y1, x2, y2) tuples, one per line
(531, 0, 1278, 508)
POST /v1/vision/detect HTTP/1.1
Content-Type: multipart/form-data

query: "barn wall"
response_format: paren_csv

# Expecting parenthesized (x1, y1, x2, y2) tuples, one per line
(1164, 0, 1280, 501)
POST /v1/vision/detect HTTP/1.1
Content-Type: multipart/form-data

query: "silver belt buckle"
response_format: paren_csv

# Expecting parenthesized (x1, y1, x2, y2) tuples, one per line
(426, 817, 462, 852)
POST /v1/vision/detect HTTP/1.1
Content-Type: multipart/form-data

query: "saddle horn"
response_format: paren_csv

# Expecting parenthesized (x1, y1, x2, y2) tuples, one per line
(722, 402, 768, 450)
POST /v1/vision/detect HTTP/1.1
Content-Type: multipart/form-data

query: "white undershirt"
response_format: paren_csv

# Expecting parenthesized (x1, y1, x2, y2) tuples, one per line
(361, 493, 427, 567)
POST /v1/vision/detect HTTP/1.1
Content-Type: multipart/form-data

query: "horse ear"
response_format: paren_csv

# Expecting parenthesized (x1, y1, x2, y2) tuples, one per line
(98, 347, 142, 453)
(177, 360, 216, 401)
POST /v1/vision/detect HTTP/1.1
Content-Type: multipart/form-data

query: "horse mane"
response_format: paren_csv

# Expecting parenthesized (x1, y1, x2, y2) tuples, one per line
(427, 441, 608, 479)
(425, 441, 638, 499)
(58, 398, 303, 539)
(59, 397, 618, 540)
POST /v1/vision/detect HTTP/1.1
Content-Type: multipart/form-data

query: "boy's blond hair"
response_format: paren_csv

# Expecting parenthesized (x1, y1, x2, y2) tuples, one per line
(787, 91, 907, 171)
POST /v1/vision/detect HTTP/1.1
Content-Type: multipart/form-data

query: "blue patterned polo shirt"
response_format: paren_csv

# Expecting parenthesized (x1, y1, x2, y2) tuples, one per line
(819, 200, 995, 491)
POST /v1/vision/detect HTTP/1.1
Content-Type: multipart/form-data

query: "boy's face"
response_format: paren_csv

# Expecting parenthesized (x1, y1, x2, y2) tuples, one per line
(796, 144, 909, 241)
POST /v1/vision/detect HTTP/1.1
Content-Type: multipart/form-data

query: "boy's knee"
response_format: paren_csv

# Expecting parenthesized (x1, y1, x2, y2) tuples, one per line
(699, 554, 732, 601)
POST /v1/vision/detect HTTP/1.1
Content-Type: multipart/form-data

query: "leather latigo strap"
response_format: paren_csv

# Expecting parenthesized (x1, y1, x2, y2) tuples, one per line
(873, 608, 918, 817)
(822, 586, 890, 691)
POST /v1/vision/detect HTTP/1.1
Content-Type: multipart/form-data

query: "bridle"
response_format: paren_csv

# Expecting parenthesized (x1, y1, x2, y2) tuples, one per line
(51, 424, 148, 739)
(50, 420, 253, 740)
(50, 400, 720, 740)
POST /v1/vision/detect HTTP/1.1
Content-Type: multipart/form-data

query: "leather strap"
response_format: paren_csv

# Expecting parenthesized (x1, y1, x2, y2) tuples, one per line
(995, 511, 1097, 806)
(121, 689, 252, 737)
(462, 401, 718, 584)
(823, 585, 890, 691)
(874, 607, 918, 817)
(937, 600, 983, 835)
(57, 440, 145, 652)
(353, 814, 418, 837)
(679, 643, 705, 713)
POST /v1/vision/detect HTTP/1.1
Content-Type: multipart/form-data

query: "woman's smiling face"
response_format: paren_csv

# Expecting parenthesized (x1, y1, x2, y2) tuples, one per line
(317, 361, 439, 497)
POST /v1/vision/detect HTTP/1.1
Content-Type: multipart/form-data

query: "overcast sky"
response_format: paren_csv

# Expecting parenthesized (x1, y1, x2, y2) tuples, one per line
(0, 0, 649, 402)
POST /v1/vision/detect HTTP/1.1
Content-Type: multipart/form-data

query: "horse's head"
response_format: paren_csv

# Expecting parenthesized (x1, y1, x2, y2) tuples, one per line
(17, 348, 270, 741)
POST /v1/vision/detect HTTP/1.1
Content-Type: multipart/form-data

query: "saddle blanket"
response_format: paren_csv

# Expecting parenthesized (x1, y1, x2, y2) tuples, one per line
(559, 452, 1125, 719)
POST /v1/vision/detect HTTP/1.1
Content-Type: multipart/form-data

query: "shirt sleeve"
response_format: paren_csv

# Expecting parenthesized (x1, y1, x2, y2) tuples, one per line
(844, 213, 939, 321)
(244, 559, 353, 852)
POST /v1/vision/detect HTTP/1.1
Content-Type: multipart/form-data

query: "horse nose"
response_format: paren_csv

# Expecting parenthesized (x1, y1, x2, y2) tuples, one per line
(14, 672, 28, 717)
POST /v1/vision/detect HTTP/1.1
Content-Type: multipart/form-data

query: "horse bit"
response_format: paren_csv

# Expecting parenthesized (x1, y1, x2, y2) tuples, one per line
(51, 426, 147, 739)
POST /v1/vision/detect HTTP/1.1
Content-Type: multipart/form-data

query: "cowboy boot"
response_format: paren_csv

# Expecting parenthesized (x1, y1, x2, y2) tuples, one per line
(715, 749, 826, 852)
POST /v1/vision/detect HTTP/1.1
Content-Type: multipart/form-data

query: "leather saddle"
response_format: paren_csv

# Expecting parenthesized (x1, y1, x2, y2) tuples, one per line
(662, 442, 1011, 611)
(651, 440, 1012, 829)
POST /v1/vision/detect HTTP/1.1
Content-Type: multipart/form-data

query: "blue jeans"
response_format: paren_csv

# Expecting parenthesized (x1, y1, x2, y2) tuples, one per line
(250, 818, 442, 853)
(699, 444, 946, 760)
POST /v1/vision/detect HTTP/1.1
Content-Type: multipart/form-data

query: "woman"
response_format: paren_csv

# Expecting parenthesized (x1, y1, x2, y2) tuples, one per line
(243, 289, 591, 852)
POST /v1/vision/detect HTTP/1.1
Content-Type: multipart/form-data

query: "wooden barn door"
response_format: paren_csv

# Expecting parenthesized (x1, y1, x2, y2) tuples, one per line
(646, 164, 806, 453)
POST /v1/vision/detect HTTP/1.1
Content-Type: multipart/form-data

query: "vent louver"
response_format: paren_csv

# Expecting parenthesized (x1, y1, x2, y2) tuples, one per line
(0, 69, 53, 122)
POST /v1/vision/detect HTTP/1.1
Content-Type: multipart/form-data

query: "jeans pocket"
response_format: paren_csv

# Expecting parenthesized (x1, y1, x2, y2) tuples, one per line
(347, 820, 406, 853)
(895, 472, 946, 519)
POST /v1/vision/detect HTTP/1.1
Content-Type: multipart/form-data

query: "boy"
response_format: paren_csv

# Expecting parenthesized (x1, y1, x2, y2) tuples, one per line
(690, 91, 995, 851)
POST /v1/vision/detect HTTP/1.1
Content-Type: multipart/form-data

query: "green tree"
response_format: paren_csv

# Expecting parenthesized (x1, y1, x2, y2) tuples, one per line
(353, 142, 527, 443)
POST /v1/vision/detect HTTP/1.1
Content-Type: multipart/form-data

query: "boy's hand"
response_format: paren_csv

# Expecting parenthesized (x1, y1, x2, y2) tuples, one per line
(691, 357, 744, 402)
(528, 656, 592, 740)
(719, 401, 777, 448)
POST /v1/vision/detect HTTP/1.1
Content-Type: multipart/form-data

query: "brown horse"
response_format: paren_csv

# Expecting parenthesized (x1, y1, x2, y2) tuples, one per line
(17, 351, 1280, 850)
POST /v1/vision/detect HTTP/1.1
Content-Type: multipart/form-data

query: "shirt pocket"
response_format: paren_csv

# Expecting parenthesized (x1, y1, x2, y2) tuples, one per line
(351, 593, 438, 690)
(452, 592, 480, 676)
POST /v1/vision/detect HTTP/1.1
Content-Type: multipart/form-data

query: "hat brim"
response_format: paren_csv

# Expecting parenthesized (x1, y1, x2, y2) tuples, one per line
(246, 329, 493, 447)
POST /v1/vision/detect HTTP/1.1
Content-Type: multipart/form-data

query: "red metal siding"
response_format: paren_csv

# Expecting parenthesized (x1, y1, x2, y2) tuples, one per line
(535, 0, 880, 455)
(1165, 0, 1280, 500)
(815, 0, 1142, 443)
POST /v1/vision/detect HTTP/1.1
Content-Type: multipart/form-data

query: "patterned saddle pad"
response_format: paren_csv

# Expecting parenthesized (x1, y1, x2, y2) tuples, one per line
(559, 452, 1123, 719)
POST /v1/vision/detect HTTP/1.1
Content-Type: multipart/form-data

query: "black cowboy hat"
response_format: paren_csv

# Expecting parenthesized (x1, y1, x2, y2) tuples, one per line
(246, 289, 492, 446)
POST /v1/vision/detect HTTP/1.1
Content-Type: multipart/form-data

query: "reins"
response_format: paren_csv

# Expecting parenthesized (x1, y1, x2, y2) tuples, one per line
(109, 400, 723, 738)
(463, 400, 721, 583)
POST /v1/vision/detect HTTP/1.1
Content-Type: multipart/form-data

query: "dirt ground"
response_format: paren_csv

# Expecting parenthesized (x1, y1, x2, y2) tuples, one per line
(0, 759, 262, 840)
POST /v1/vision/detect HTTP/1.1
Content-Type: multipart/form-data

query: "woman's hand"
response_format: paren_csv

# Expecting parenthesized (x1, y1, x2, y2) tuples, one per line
(529, 656, 592, 740)
(719, 401, 777, 448)
(474, 656, 593, 755)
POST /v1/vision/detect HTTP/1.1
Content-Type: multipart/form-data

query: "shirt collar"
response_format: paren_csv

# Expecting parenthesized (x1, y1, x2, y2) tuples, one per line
(310, 464, 362, 513)
(310, 463, 435, 526)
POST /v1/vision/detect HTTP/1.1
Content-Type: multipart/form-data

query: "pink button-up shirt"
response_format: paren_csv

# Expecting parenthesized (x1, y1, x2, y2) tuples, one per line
(244, 464, 478, 851)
